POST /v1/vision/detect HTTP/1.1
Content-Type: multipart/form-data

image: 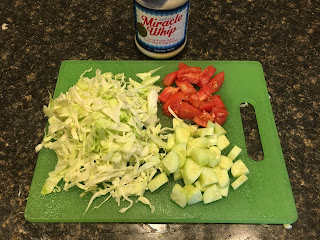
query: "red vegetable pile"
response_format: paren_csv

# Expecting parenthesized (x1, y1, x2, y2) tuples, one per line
(158, 63, 228, 127)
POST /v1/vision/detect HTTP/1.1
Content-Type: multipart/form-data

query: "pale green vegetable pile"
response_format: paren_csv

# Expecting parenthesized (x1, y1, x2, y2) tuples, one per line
(36, 67, 173, 213)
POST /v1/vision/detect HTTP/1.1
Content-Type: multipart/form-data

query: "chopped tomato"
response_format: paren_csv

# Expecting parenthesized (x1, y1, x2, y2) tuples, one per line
(162, 91, 186, 117)
(176, 102, 202, 119)
(200, 71, 225, 97)
(160, 64, 227, 127)
(162, 71, 177, 87)
(193, 111, 214, 127)
(199, 95, 227, 112)
(178, 63, 189, 69)
(198, 65, 216, 87)
(186, 94, 201, 108)
(158, 87, 179, 103)
(177, 67, 201, 84)
(211, 107, 229, 125)
(175, 80, 197, 95)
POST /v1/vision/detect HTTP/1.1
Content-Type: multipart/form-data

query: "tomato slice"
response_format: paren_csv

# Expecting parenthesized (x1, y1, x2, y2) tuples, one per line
(158, 87, 179, 103)
(175, 80, 197, 95)
(198, 65, 216, 87)
(198, 95, 227, 112)
(176, 102, 202, 119)
(178, 63, 189, 69)
(177, 67, 201, 84)
(211, 107, 229, 125)
(193, 111, 214, 127)
(200, 71, 225, 96)
(162, 71, 178, 87)
(162, 91, 186, 116)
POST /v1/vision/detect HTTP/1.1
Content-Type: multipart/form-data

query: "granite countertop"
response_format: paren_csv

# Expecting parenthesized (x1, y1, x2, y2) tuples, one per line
(0, 0, 319, 239)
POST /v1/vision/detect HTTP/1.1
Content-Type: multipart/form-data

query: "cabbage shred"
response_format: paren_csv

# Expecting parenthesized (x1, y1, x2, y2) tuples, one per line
(36, 68, 172, 213)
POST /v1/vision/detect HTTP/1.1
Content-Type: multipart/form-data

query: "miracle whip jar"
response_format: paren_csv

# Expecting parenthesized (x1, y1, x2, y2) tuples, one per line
(133, 0, 191, 59)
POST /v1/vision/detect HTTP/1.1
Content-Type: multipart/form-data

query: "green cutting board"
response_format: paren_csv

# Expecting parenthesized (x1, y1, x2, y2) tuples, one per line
(25, 60, 297, 223)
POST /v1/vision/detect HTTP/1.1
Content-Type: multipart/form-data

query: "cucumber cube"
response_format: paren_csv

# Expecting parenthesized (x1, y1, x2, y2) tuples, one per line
(184, 185, 202, 205)
(227, 145, 242, 160)
(148, 172, 169, 192)
(180, 122, 198, 136)
(208, 134, 218, 146)
(206, 121, 215, 129)
(218, 155, 233, 171)
(195, 127, 214, 137)
(171, 183, 187, 208)
(207, 146, 221, 167)
(231, 159, 249, 178)
(182, 159, 202, 185)
(203, 184, 222, 204)
(173, 118, 182, 129)
(217, 134, 230, 150)
(171, 143, 187, 168)
(214, 123, 227, 135)
(194, 180, 211, 192)
(213, 166, 230, 188)
(173, 169, 182, 181)
(217, 183, 229, 197)
(166, 134, 175, 151)
(162, 151, 180, 174)
(231, 174, 248, 190)
(199, 167, 218, 187)
(175, 126, 191, 144)
(191, 148, 210, 167)
(186, 137, 209, 156)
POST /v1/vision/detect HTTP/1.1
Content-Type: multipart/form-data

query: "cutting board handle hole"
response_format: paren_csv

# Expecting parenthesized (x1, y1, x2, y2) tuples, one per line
(240, 102, 264, 161)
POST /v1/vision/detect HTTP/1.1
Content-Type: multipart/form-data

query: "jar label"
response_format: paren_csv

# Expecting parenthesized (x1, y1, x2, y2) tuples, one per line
(133, 1, 190, 53)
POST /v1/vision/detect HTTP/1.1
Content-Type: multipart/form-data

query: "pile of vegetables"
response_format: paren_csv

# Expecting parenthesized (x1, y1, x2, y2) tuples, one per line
(36, 67, 172, 213)
(163, 116, 249, 208)
(36, 63, 249, 214)
(158, 63, 228, 127)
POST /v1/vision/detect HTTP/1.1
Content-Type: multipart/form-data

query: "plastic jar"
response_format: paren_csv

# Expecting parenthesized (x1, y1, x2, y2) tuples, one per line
(133, 0, 191, 59)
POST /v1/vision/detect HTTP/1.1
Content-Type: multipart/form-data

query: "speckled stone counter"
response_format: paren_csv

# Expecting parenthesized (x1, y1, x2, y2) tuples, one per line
(0, 0, 319, 239)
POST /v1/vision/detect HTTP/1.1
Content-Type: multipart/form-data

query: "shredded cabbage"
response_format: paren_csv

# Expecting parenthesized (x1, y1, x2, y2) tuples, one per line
(36, 67, 173, 213)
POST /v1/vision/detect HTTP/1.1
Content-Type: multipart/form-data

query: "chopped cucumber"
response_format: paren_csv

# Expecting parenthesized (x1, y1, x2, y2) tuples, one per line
(231, 159, 249, 178)
(182, 159, 202, 185)
(227, 145, 242, 160)
(173, 169, 182, 181)
(217, 183, 229, 197)
(199, 167, 218, 187)
(175, 126, 191, 144)
(195, 127, 214, 137)
(173, 118, 182, 129)
(165, 116, 250, 209)
(191, 148, 210, 167)
(208, 134, 218, 146)
(171, 143, 187, 168)
(166, 134, 175, 151)
(194, 180, 211, 192)
(213, 166, 230, 188)
(180, 121, 198, 133)
(206, 121, 215, 129)
(214, 123, 226, 135)
(186, 137, 209, 156)
(217, 134, 230, 150)
(171, 183, 187, 208)
(231, 174, 248, 190)
(218, 155, 233, 171)
(184, 184, 202, 205)
(148, 172, 169, 192)
(162, 151, 180, 174)
(207, 146, 221, 167)
(203, 184, 222, 204)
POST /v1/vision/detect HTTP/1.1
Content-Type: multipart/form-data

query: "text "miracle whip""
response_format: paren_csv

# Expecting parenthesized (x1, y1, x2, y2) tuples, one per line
(141, 13, 183, 38)
(133, 0, 190, 59)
